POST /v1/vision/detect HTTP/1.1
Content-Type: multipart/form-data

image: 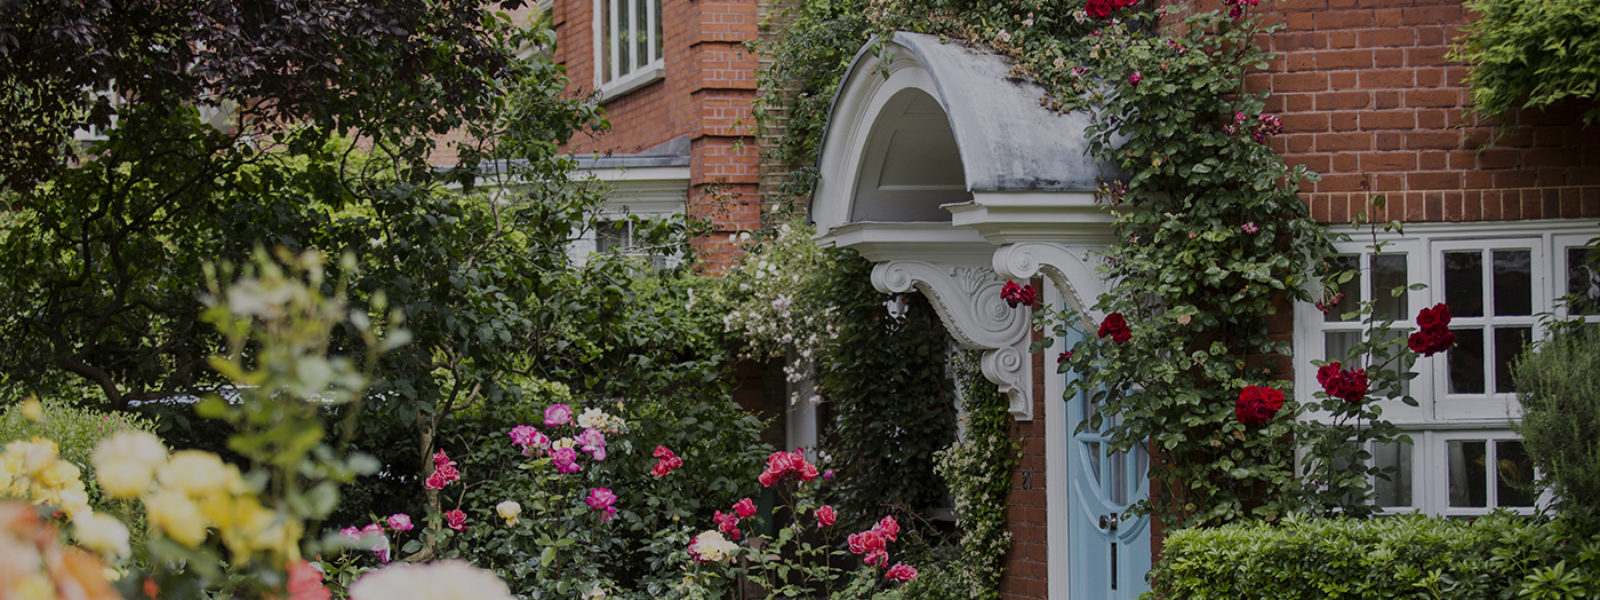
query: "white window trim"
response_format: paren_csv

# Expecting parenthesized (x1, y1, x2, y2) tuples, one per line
(568, 165, 688, 266)
(591, 0, 664, 101)
(1295, 219, 1599, 516)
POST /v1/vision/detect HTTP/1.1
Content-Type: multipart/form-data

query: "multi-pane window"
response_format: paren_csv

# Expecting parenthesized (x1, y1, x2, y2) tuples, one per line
(1297, 222, 1600, 516)
(595, 0, 663, 92)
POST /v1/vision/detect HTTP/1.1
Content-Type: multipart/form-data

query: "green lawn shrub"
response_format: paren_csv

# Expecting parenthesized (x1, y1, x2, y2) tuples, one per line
(1149, 513, 1600, 599)
(1512, 323, 1600, 518)
(0, 398, 157, 509)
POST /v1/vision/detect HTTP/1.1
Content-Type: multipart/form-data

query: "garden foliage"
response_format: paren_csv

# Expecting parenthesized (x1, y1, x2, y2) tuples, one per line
(1512, 322, 1600, 518)
(1150, 513, 1600, 599)
(1454, 0, 1600, 125)
(722, 224, 957, 534)
(0, 399, 156, 510)
(758, 0, 1348, 529)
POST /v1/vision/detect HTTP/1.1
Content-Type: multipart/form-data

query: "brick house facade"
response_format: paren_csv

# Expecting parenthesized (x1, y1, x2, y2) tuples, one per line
(548, 0, 770, 269)
(540, 0, 1598, 598)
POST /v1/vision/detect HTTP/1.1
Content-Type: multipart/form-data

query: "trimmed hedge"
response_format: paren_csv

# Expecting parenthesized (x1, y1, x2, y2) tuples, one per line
(1149, 513, 1600, 599)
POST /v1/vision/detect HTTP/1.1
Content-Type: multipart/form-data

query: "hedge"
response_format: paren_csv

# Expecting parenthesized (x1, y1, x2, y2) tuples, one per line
(1148, 513, 1600, 599)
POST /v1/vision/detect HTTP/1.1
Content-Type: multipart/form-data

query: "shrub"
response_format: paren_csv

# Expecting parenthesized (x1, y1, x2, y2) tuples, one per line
(1148, 513, 1600, 599)
(1455, 0, 1600, 125)
(1512, 323, 1600, 517)
(415, 378, 768, 599)
(0, 398, 157, 509)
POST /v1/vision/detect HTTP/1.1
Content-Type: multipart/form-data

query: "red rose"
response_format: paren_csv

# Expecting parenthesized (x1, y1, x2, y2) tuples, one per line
(1001, 281, 1038, 308)
(1316, 361, 1342, 388)
(1235, 385, 1284, 427)
(1098, 312, 1132, 344)
(1085, 0, 1115, 19)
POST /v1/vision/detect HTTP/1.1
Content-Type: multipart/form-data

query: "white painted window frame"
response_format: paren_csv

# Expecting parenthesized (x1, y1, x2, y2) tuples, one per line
(592, 0, 664, 101)
(1294, 219, 1600, 516)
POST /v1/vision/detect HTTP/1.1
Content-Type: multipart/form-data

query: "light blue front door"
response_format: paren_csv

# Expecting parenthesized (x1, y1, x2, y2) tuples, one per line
(1063, 331, 1151, 600)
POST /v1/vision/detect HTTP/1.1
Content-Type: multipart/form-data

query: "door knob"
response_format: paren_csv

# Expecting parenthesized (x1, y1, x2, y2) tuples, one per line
(1098, 513, 1119, 531)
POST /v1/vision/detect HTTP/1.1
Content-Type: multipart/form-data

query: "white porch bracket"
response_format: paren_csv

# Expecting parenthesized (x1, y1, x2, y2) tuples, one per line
(992, 242, 1111, 330)
(871, 260, 1035, 420)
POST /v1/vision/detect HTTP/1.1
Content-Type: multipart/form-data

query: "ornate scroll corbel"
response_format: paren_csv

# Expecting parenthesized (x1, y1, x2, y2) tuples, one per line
(871, 261, 1035, 420)
(992, 242, 1109, 328)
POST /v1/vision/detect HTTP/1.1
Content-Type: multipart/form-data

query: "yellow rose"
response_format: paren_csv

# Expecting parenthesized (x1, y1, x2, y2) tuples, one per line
(146, 490, 207, 547)
(92, 431, 167, 474)
(39, 460, 80, 488)
(57, 487, 92, 521)
(95, 459, 155, 500)
(158, 451, 229, 497)
(74, 513, 131, 559)
(20, 397, 44, 422)
(8, 438, 59, 477)
(496, 500, 521, 526)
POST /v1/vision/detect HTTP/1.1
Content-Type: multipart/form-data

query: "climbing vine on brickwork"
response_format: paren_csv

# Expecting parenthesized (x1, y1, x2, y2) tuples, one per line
(753, 0, 1424, 530)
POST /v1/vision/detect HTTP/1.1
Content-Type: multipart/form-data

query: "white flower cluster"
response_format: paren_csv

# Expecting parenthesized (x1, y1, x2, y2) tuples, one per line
(576, 407, 627, 434)
(689, 530, 738, 563)
(723, 224, 846, 404)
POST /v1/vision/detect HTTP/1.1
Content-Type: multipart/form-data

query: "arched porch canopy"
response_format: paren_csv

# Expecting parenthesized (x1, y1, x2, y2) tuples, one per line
(810, 32, 1118, 419)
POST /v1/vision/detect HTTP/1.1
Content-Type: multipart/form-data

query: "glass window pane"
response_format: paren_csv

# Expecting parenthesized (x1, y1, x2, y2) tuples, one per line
(1374, 441, 1413, 507)
(1567, 247, 1599, 315)
(1085, 442, 1101, 481)
(1447, 440, 1488, 508)
(1444, 251, 1485, 317)
(1492, 250, 1532, 316)
(634, 0, 650, 69)
(601, 0, 614, 80)
(1495, 441, 1537, 507)
(1324, 331, 1361, 364)
(596, 220, 628, 253)
(1447, 328, 1486, 394)
(1493, 327, 1531, 393)
(1325, 255, 1360, 322)
(618, 0, 632, 73)
(1373, 253, 1409, 321)
(1109, 449, 1128, 505)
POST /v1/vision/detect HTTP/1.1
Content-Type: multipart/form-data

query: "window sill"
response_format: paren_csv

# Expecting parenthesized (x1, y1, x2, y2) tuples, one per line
(597, 61, 665, 103)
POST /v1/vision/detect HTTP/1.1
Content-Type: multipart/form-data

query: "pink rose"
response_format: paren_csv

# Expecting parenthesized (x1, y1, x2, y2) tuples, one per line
(885, 563, 919, 582)
(432, 449, 455, 467)
(586, 488, 618, 523)
(544, 404, 573, 428)
(847, 530, 886, 555)
(445, 509, 467, 531)
(733, 498, 757, 519)
(386, 513, 414, 531)
(864, 550, 888, 568)
(713, 510, 741, 540)
(816, 505, 837, 527)
(1128, 71, 1142, 87)
(424, 462, 460, 490)
(508, 425, 549, 450)
(549, 446, 581, 474)
(339, 526, 361, 541)
(651, 446, 683, 477)
(873, 515, 900, 542)
(576, 428, 607, 461)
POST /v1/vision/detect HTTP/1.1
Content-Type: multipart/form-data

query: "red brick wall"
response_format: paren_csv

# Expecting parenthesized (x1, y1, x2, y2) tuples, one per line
(1001, 293, 1051, 600)
(552, 0, 766, 271)
(1255, 0, 1600, 224)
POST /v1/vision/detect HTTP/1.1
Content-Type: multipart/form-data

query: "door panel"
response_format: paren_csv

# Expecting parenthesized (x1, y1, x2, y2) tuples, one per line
(1062, 330, 1151, 600)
